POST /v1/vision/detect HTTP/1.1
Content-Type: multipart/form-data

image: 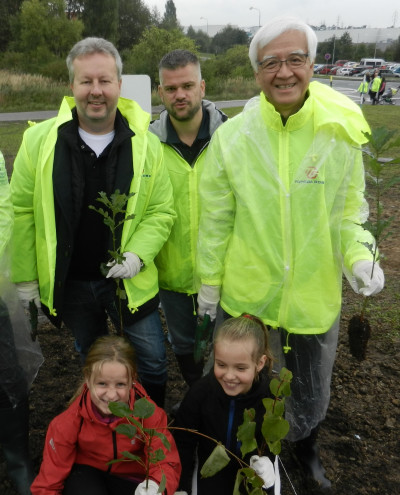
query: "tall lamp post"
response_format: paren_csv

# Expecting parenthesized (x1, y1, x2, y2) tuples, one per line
(200, 16, 208, 35)
(249, 6, 261, 27)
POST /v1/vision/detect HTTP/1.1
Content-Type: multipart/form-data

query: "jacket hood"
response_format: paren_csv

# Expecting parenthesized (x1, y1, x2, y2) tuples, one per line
(308, 81, 370, 145)
(76, 384, 141, 424)
(246, 81, 370, 146)
(149, 99, 227, 142)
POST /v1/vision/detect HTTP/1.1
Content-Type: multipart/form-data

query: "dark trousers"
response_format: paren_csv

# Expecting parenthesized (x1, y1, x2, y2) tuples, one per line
(63, 464, 139, 495)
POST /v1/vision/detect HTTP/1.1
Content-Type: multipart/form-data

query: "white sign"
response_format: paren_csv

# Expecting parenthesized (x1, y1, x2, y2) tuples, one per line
(121, 75, 152, 114)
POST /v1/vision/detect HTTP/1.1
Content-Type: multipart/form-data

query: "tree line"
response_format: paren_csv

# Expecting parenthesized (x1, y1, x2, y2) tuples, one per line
(1, 0, 399, 88)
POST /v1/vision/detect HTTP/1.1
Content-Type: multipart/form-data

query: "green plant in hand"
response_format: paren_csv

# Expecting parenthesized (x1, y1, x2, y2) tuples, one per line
(201, 367, 292, 494)
(108, 399, 169, 493)
(89, 190, 135, 333)
(109, 367, 292, 494)
(348, 127, 400, 360)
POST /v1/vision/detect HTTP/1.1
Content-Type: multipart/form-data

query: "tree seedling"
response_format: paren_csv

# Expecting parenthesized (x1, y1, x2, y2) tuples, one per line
(89, 190, 136, 333)
(109, 367, 293, 495)
(348, 127, 400, 360)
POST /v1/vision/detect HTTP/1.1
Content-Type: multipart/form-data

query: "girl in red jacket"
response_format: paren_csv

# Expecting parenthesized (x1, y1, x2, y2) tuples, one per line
(31, 335, 181, 495)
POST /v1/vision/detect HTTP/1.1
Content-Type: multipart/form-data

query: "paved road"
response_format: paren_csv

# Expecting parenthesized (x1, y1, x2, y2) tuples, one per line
(0, 100, 250, 122)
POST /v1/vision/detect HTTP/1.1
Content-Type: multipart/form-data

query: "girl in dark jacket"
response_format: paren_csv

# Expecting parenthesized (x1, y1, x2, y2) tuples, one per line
(173, 314, 280, 494)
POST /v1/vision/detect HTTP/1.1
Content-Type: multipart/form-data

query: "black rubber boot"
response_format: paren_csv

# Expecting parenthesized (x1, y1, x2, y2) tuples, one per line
(141, 381, 167, 409)
(0, 397, 34, 495)
(175, 353, 204, 387)
(294, 426, 332, 490)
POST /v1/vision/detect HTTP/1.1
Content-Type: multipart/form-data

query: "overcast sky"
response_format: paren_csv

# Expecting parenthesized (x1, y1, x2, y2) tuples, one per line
(143, 0, 399, 30)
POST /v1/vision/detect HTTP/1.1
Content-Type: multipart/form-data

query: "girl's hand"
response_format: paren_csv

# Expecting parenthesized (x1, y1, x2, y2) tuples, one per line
(250, 455, 276, 489)
(135, 479, 159, 495)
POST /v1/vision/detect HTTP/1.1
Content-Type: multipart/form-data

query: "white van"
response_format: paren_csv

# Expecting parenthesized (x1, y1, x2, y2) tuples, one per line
(359, 58, 386, 68)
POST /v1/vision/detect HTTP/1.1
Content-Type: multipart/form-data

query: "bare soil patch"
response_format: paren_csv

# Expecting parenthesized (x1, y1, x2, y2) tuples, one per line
(1, 185, 399, 495)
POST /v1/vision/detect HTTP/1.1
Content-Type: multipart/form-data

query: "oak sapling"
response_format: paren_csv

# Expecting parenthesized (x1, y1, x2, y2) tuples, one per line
(348, 127, 400, 360)
(89, 189, 136, 333)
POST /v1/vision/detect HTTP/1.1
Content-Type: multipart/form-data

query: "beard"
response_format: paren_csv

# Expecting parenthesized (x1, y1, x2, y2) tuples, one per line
(167, 100, 202, 122)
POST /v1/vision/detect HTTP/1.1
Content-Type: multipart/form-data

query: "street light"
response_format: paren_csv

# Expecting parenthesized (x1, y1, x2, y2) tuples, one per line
(249, 6, 261, 27)
(200, 16, 208, 35)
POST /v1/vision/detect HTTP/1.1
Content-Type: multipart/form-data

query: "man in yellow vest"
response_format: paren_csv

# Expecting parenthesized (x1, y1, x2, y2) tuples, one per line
(10, 38, 176, 407)
(150, 50, 227, 387)
(196, 16, 384, 490)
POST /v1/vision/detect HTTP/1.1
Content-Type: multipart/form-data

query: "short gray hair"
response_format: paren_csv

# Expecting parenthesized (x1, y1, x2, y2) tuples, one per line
(66, 37, 123, 83)
(158, 49, 201, 84)
(249, 16, 318, 72)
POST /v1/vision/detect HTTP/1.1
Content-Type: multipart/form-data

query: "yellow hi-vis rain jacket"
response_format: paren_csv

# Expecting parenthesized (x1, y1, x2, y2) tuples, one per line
(10, 97, 176, 316)
(197, 81, 374, 335)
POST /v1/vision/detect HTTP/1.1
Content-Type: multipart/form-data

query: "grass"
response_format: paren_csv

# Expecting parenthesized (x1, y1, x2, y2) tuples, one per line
(1, 69, 400, 171)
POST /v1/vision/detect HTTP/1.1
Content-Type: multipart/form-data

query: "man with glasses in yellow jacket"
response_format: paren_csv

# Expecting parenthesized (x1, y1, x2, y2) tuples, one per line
(196, 16, 384, 491)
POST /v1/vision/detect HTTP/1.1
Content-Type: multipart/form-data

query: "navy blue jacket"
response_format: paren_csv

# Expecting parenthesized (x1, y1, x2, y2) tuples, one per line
(173, 370, 276, 494)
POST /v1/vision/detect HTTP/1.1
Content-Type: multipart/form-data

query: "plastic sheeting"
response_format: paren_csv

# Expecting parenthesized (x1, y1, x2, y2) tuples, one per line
(0, 151, 44, 408)
(268, 318, 340, 442)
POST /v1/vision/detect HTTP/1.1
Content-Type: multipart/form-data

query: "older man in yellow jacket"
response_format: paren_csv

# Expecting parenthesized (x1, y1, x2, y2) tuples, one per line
(196, 16, 384, 490)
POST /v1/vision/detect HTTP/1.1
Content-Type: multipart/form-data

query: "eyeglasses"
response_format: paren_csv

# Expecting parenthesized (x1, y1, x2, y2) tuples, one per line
(257, 53, 309, 73)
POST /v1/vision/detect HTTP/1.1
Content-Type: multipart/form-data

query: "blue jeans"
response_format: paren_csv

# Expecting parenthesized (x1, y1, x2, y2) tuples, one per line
(62, 279, 167, 385)
(159, 289, 198, 355)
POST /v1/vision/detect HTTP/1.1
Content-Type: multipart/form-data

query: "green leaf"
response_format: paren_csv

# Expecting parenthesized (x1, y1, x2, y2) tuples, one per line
(200, 444, 230, 478)
(266, 439, 282, 456)
(237, 409, 257, 457)
(114, 423, 137, 439)
(233, 467, 264, 495)
(108, 401, 134, 417)
(158, 474, 166, 494)
(150, 448, 166, 463)
(262, 397, 274, 414)
(132, 397, 156, 419)
(269, 378, 281, 397)
(152, 430, 171, 451)
(261, 414, 290, 444)
(116, 286, 127, 300)
(118, 450, 142, 462)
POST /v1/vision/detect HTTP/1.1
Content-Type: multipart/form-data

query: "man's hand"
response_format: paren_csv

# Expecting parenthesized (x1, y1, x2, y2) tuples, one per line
(106, 252, 142, 279)
(15, 281, 41, 309)
(135, 479, 159, 495)
(250, 455, 275, 489)
(197, 284, 220, 321)
(352, 260, 384, 296)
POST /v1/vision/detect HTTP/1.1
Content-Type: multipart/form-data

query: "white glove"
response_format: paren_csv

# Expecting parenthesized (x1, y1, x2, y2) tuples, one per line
(135, 479, 159, 495)
(15, 281, 41, 309)
(351, 260, 384, 296)
(197, 284, 220, 321)
(250, 455, 275, 489)
(106, 252, 142, 279)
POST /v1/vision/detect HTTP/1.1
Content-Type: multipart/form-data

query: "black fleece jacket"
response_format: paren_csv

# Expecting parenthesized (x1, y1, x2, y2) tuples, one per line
(173, 370, 276, 494)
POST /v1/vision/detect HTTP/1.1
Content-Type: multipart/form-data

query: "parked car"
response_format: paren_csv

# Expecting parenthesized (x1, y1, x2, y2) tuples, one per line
(334, 60, 348, 66)
(343, 61, 358, 67)
(329, 66, 340, 75)
(358, 69, 374, 78)
(337, 67, 353, 76)
(315, 64, 335, 74)
(350, 65, 374, 76)
(378, 69, 397, 77)
(313, 64, 324, 73)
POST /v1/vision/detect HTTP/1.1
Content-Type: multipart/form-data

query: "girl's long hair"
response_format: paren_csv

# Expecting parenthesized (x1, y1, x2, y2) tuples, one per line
(214, 314, 274, 374)
(69, 334, 137, 404)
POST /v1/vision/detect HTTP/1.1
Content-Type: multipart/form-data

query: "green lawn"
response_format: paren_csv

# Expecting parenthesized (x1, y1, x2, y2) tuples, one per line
(1, 104, 399, 176)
